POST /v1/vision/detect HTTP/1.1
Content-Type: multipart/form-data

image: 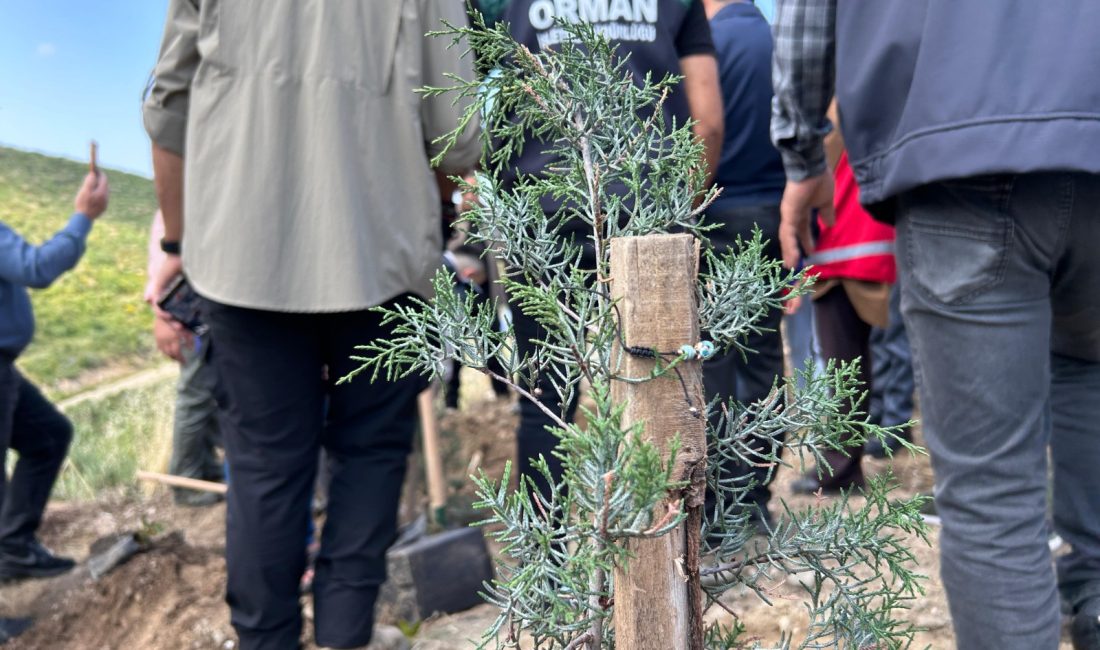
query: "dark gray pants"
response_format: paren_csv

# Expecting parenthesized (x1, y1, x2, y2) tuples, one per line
(0, 360, 72, 550)
(896, 173, 1100, 650)
(169, 344, 221, 486)
(810, 285, 871, 489)
(204, 300, 422, 650)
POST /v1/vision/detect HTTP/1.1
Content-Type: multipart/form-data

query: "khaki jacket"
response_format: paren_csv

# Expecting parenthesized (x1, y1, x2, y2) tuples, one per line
(143, 0, 480, 311)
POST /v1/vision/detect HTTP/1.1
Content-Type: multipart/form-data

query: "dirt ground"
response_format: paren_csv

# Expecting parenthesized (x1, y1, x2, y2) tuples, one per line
(0, 386, 1077, 649)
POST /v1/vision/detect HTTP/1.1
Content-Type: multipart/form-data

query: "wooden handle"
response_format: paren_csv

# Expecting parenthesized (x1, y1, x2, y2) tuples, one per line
(418, 387, 447, 522)
(89, 140, 98, 175)
(136, 470, 227, 494)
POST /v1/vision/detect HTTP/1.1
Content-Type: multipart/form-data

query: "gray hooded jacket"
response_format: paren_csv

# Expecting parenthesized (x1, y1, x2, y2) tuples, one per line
(772, 1, 1100, 216)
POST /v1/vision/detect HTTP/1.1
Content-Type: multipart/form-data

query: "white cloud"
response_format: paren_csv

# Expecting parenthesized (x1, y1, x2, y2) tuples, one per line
(36, 42, 56, 58)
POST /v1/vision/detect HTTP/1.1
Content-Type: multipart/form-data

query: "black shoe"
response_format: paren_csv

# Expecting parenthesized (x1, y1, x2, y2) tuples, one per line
(0, 617, 33, 643)
(790, 474, 864, 495)
(173, 488, 223, 508)
(0, 540, 75, 581)
(1072, 597, 1100, 650)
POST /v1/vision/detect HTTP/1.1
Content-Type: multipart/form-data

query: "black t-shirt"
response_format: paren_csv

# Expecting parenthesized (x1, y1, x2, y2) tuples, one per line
(475, 0, 715, 193)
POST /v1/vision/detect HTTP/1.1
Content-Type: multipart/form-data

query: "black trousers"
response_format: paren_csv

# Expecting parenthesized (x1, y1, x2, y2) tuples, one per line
(0, 359, 73, 550)
(512, 308, 575, 501)
(700, 204, 786, 518)
(203, 299, 422, 650)
(511, 220, 597, 502)
(810, 285, 871, 488)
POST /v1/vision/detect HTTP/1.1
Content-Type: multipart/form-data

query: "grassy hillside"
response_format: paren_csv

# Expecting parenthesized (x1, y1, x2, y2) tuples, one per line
(0, 147, 159, 395)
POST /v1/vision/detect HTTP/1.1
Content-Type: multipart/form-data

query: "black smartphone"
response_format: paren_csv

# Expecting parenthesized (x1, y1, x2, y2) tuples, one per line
(157, 275, 208, 336)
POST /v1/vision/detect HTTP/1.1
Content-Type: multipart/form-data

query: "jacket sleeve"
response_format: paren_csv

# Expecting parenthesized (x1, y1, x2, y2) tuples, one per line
(419, 0, 482, 174)
(0, 216, 92, 289)
(142, 0, 202, 156)
(771, 0, 836, 181)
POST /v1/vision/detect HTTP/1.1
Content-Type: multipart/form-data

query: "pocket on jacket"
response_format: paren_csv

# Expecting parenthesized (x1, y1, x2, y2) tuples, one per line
(899, 178, 1013, 306)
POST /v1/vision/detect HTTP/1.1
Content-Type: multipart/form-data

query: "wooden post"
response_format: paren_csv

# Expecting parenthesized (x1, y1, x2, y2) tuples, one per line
(610, 234, 707, 650)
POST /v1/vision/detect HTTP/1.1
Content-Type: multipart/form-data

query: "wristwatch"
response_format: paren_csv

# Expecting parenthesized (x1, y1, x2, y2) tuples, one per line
(160, 239, 181, 255)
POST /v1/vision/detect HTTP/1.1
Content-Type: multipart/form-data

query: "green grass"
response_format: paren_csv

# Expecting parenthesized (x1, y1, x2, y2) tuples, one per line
(0, 146, 159, 396)
(55, 376, 176, 501)
(0, 147, 178, 501)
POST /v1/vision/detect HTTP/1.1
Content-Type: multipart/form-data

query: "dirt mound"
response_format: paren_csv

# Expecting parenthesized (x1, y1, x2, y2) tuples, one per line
(0, 391, 521, 650)
(10, 533, 230, 650)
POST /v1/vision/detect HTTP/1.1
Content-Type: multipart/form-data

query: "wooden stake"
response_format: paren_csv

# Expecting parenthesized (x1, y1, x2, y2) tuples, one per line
(419, 387, 448, 526)
(609, 234, 707, 650)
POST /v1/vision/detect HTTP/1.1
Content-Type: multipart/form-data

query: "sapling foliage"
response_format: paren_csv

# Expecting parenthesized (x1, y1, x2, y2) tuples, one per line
(346, 14, 926, 650)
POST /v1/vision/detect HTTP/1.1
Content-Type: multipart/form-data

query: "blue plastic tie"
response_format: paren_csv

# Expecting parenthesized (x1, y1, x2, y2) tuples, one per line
(696, 340, 716, 360)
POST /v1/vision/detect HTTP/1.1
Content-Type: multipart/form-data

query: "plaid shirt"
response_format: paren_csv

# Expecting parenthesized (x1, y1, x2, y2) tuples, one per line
(770, 0, 836, 181)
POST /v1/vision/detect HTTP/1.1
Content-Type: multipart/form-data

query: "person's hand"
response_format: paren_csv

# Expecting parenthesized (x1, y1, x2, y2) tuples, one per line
(153, 314, 191, 362)
(779, 174, 835, 269)
(784, 293, 804, 316)
(74, 172, 110, 219)
(150, 253, 185, 324)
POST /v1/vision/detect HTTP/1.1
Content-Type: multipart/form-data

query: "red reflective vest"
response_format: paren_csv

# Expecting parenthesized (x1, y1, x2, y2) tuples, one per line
(808, 152, 896, 284)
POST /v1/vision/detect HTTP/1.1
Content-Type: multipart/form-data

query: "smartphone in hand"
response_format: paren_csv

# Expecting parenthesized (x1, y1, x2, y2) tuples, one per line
(157, 275, 208, 336)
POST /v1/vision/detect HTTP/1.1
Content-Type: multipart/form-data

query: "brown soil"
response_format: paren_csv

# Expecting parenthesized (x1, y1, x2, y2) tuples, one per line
(0, 494, 232, 650)
(0, 383, 1076, 649)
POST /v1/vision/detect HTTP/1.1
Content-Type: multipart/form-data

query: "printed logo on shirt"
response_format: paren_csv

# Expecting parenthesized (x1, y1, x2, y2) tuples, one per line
(527, 0, 660, 48)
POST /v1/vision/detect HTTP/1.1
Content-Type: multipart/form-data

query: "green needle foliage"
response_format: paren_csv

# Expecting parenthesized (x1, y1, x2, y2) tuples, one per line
(347, 14, 927, 650)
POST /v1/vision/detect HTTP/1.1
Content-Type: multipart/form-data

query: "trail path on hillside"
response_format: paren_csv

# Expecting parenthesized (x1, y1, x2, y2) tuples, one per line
(56, 364, 177, 412)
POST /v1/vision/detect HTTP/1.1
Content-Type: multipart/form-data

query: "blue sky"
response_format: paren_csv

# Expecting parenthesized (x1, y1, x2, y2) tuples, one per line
(756, 0, 776, 22)
(0, 1, 775, 179)
(0, 1, 169, 177)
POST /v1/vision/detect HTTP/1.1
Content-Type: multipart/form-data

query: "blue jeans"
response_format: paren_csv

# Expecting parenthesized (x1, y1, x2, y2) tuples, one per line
(868, 281, 915, 428)
(783, 289, 823, 392)
(896, 173, 1100, 650)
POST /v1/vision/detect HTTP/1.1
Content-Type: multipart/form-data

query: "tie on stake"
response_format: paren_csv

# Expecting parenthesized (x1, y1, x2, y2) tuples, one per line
(576, 284, 714, 419)
(619, 339, 716, 419)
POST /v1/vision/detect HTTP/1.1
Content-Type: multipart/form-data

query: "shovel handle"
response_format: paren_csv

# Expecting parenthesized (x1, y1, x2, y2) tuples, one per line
(136, 470, 227, 494)
(418, 387, 447, 525)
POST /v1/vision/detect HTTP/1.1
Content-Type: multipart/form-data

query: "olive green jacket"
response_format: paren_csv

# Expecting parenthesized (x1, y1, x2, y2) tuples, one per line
(144, 0, 480, 311)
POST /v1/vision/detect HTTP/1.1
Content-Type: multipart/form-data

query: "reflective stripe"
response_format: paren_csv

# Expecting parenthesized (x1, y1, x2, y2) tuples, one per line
(807, 241, 895, 265)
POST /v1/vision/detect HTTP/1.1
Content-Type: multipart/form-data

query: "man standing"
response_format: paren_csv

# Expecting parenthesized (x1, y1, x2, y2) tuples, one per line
(143, 2, 480, 648)
(0, 171, 109, 584)
(145, 210, 222, 507)
(698, 0, 786, 532)
(771, 2, 1100, 649)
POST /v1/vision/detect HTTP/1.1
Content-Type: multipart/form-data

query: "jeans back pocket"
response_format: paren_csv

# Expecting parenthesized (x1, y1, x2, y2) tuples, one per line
(900, 176, 1014, 306)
